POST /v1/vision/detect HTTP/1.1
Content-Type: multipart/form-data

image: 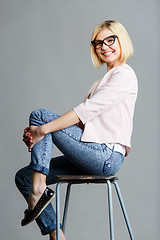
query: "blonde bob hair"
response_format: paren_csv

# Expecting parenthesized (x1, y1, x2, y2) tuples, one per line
(90, 20, 133, 68)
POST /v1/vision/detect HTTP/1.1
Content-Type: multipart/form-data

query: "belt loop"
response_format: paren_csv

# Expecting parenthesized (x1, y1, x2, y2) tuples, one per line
(112, 144, 115, 151)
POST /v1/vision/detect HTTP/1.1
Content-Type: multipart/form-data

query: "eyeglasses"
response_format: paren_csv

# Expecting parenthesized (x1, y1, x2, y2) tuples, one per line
(91, 35, 118, 49)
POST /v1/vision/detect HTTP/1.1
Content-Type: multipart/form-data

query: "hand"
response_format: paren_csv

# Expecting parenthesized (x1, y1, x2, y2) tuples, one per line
(23, 125, 45, 152)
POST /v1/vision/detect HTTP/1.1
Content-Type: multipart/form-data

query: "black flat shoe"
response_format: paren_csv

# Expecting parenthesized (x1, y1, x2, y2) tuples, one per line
(21, 187, 55, 226)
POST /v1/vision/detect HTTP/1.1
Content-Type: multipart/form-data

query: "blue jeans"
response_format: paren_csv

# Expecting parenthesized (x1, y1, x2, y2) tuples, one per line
(15, 109, 124, 235)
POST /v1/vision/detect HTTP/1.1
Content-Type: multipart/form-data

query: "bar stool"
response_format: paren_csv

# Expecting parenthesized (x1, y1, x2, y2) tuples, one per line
(55, 175, 134, 240)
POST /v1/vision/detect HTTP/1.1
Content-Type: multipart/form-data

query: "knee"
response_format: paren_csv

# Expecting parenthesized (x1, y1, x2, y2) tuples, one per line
(15, 168, 25, 189)
(15, 169, 23, 190)
(15, 167, 31, 190)
(29, 108, 46, 126)
(29, 109, 59, 126)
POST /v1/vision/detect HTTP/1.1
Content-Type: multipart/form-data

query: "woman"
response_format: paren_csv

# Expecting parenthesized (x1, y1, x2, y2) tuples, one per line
(15, 20, 138, 240)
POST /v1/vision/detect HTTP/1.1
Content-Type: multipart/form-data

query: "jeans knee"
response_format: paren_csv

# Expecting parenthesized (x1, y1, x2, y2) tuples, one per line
(29, 108, 45, 126)
(15, 167, 31, 190)
(30, 108, 44, 119)
(15, 169, 23, 189)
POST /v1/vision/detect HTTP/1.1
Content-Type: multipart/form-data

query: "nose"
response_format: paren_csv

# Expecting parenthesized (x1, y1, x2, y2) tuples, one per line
(101, 42, 110, 50)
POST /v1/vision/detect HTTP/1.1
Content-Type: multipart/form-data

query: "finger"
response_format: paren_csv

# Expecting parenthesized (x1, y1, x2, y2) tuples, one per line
(23, 131, 30, 137)
(28, 143, 34, 152)
(23, 137, 32, 146)
(23, 138, 33, 144)
(23, 132, 33, 140)
(23, 134, 31, 140)
(23, 140, 31, 148)
(23, 135, 32, 141)
(24, 127, 30, 133)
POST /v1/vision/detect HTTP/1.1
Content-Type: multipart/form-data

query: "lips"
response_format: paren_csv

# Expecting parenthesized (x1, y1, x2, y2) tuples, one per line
(103, 51, 114, 56)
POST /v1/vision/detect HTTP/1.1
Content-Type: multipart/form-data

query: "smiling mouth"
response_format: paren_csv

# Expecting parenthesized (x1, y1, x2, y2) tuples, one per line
(103, 51, 114, 56)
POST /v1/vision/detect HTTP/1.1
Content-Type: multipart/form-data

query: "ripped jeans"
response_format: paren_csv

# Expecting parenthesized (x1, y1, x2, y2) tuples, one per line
(15, 109, 124, 235)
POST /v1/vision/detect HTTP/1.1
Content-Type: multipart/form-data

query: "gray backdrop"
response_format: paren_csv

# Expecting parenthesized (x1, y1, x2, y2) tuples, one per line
(0, 0, 159, 239)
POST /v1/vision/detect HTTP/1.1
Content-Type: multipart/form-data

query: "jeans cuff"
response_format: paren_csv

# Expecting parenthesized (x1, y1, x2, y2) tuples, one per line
(40, 224, 63, 235)
(28, 163, 50, 176)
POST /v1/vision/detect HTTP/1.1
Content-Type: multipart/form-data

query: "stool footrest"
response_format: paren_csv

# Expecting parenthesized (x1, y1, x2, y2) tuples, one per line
(56, 175, 118, 183)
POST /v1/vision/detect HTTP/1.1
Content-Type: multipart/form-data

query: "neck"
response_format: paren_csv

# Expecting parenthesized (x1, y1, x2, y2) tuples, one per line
(107, 61, 126, 72)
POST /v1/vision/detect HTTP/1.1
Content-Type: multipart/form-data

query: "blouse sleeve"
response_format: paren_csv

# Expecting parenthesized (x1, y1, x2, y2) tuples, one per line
(73, 68, 137, 124)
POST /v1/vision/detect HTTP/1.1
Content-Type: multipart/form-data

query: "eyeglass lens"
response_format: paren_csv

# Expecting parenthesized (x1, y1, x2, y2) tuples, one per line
(94, 35, 116, 49)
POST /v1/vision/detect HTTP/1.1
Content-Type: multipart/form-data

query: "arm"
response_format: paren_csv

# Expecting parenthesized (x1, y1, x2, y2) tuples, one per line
(43, 109, 80, 134)
(23, 109, 80, 151)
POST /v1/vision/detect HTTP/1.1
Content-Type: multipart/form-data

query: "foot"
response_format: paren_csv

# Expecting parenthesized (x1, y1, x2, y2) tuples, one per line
(21, 187, 55, 226)
(21, 171, 55, 226)
(29, 183, 46, 210)
(50, 229, 66, 240)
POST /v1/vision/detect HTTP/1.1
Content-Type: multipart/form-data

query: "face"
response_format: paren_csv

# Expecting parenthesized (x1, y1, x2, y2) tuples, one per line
(95, 28, 122, 70)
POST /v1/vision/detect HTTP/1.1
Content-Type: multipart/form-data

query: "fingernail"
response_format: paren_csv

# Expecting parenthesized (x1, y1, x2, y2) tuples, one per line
(26, 133, 30, 136)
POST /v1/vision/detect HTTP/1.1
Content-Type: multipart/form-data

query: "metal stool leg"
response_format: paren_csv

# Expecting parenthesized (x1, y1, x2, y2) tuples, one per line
(112, 180, 134, 240)
(55, 177, 134, 240)
(107, 180, 115, 240)
(62, 183, 72, 233)
(56, 182, 62, 240)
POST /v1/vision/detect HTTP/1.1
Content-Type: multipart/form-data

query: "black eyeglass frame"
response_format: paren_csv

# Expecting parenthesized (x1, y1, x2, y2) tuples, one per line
(91, 35, 118, 49)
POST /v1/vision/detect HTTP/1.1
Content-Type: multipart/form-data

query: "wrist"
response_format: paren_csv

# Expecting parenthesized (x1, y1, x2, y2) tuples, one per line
(41, 123, 50, 135)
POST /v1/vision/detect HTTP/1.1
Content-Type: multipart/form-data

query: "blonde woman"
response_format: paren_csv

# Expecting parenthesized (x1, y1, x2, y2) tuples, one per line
(15, 20, 138, 240)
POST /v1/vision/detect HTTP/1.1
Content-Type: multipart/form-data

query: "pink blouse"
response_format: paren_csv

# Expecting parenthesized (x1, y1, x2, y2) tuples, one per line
(73, 64, 138, 156)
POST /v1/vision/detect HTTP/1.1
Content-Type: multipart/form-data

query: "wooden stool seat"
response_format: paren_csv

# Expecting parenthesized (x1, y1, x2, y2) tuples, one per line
(56, 175, 118, 183)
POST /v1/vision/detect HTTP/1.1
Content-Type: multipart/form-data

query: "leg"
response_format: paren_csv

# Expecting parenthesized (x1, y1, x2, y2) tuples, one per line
(112, 181, 134, 240)
(17, 108, 124, 233)
(56, 182, 62, 240)
(51, 124, 124, 175)
(15, 155, 83, 236)
(56, 182, 72, 240)
(28, 108, 124, 184)
(25, 108, 84, 212)
(27, 109, 60, 210)
(29, 171, 47, 210)
(27, 108, 124, 211)
(15, 166, 56, 234)
(50, 229, 66, 240)
(107, 180, 114, 240)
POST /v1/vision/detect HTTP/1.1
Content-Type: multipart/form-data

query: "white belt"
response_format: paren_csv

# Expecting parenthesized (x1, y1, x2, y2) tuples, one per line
(106, 143, 126, 156)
